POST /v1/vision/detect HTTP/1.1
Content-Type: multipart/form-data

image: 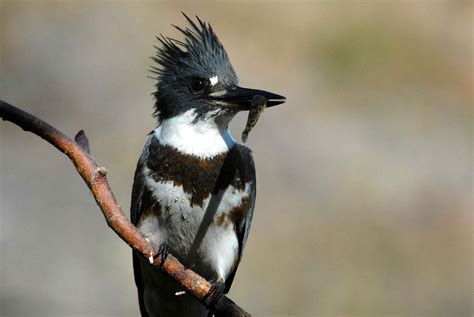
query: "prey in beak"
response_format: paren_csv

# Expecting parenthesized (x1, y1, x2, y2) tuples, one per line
(209, 86, 286, 142)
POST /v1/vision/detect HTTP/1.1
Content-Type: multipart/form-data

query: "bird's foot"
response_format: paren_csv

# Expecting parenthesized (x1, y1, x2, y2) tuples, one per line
(153, 243, 169, 268)
(204, 280, 226, 311)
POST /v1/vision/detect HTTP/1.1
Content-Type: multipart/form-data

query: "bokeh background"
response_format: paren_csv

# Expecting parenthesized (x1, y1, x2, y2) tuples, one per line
(1, 1, 472, 316)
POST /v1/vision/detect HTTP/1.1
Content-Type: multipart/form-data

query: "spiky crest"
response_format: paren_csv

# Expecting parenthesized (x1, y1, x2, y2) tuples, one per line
(150, 13, 236, 122)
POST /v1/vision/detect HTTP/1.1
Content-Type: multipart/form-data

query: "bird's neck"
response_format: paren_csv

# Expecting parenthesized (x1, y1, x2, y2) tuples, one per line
(154, 109, 236, 159)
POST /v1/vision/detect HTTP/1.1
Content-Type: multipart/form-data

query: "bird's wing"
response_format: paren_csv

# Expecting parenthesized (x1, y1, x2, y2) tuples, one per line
(131, 137, 153, 317)
(224, 145, 257, 293)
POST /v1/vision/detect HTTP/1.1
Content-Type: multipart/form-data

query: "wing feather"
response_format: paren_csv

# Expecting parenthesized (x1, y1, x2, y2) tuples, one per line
(224, 145, 256, 293)
(131, 137, 153, 317)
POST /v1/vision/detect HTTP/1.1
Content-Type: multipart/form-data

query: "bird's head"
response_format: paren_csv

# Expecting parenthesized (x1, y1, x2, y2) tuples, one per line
(151, 13, 285, 127)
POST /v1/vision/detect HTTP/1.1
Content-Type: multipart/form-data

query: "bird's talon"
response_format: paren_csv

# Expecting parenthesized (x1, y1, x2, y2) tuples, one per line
(204, 282, 225, 309)
(153, 244, 169, 268)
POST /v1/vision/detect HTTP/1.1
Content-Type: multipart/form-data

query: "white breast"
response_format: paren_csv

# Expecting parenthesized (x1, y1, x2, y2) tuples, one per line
(138, 166, 250, 281)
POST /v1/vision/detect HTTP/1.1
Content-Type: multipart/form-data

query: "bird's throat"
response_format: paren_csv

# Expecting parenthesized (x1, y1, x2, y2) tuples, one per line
(154, 109, 236, 159)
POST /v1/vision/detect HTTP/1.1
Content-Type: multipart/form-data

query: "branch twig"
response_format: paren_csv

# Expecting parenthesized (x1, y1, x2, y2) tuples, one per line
(0, 100, 250, 317)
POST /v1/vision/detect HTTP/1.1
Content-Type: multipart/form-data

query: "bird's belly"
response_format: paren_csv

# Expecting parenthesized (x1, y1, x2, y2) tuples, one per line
(138, 180, 245, 281)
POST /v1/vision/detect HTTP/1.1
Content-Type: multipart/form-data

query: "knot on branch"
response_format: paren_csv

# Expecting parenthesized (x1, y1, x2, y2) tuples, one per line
(94, 166, 108, 180)
(74, 130, 91, 154)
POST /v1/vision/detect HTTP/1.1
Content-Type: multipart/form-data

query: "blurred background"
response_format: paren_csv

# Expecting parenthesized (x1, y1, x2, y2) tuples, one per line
(1, 1, 472, 316)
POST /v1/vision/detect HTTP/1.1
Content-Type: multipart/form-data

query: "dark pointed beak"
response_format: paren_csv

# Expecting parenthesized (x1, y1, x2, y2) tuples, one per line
(209, 86, 286, 110)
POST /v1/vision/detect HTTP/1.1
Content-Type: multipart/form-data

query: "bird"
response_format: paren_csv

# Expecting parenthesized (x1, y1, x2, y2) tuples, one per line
(130, 13, 285, 317)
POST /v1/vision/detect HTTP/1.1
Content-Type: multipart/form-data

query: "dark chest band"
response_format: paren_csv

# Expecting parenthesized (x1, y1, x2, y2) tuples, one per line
(145, 141, 252, 207)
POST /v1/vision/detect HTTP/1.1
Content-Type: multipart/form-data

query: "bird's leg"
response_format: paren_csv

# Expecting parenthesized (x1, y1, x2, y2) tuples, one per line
(153, 243, 170, 268)
(204, 276, 226, 312)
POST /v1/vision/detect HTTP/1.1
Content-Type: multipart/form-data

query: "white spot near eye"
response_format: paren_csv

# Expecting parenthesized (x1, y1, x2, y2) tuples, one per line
(210, 75, 218, 86)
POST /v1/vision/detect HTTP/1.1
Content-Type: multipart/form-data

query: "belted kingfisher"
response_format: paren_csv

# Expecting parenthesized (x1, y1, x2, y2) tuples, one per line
(131, 14, 285, 316)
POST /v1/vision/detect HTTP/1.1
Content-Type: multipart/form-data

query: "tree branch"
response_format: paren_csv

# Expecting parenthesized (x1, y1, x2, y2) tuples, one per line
(0, 100, 250, 317)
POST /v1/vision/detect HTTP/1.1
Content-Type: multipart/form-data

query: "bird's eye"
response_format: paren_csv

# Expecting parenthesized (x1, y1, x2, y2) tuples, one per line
(190, 78, 207, 93)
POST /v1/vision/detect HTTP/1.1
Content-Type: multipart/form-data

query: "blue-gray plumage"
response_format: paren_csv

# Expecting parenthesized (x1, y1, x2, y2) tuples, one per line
(131, 13, 285, 316)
